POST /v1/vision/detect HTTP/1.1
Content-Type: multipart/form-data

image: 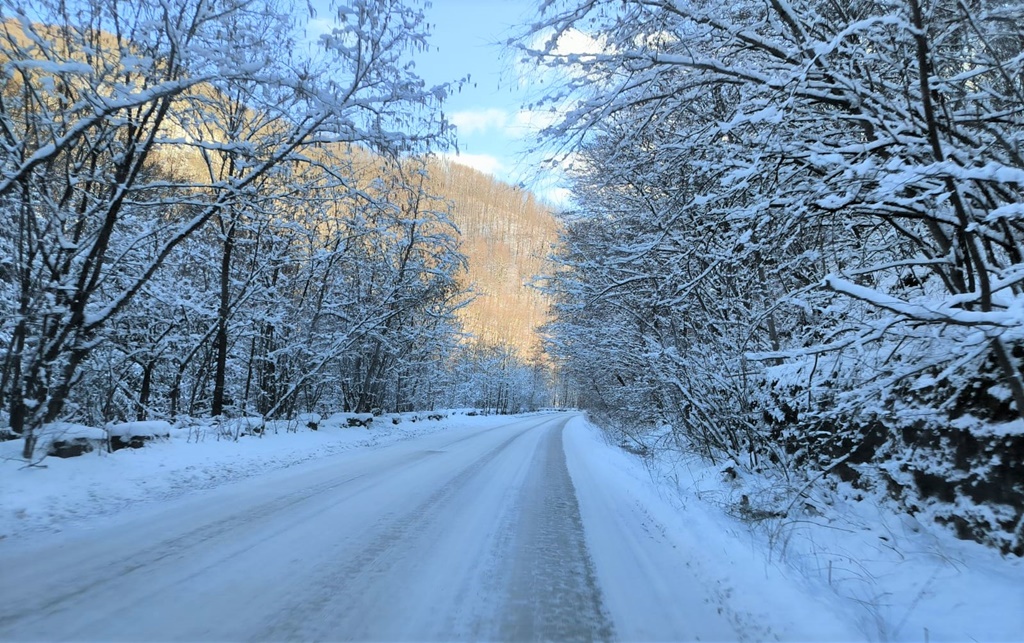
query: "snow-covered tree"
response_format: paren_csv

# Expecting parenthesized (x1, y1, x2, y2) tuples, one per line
(0, 0, 454, 456)
(529, 0, 1024, 552)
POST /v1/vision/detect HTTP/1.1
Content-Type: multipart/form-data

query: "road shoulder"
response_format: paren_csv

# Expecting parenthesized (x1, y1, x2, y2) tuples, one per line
(562, 414, 861, 641)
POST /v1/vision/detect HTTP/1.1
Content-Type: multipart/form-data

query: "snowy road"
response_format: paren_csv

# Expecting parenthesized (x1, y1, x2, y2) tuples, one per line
(0, 413, 856, 641)
(0, 414, 611, 641)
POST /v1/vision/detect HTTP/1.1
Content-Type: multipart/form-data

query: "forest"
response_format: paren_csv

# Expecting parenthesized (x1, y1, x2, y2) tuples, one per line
(0, 0, 555, 462)
(530, 0, 1024, 555)
(2, 0, 1023, 557)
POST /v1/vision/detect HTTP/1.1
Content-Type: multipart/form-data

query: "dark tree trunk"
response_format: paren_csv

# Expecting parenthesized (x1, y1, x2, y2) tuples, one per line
(212, 227, 234, 417)
(137, 361, 153, 421)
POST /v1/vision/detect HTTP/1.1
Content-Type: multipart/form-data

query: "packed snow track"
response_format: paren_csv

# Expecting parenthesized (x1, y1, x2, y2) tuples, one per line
(0, 415, 605, 640)
(0, 413, 853, 641)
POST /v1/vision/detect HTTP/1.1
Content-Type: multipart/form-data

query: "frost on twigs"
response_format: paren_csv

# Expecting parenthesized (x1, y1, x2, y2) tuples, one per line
(529, 0, 1024, 555)
(0, 0, 458, 459)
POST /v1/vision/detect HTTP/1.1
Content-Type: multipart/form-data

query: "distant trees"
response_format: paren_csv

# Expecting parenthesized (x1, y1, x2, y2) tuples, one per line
(0, 0, 464, 456)
(529, 0, 1024, 550)
(414, 159, 563, 416)
(428, 159, 560, 358)
(446, 341, 552, 414)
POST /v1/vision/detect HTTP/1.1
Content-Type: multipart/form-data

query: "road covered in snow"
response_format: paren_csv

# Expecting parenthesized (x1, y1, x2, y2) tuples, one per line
(0, 413, 857, 641)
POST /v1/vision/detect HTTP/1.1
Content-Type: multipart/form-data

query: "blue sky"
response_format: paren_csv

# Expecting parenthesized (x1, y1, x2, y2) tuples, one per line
(308, 0, 568, 205)
(414, 0, 552, 193)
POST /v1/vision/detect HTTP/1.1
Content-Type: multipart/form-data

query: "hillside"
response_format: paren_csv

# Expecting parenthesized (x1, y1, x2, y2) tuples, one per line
(429, 160, 560, 359)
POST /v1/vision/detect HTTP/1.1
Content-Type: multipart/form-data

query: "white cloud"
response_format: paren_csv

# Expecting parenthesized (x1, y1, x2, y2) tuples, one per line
(551, 28, 606, 57)
(514, 27, 611, 94)
(538, 186, 573, 208)
(449, 107, 562, 140)
(507, 108, 562, 137)
(525, 26, 606, 58)
(440, 152, 504, 176)
(449, 109, 509, 136)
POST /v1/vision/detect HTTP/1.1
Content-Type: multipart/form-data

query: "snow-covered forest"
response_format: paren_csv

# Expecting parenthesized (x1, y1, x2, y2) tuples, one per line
(0, 0, 557, 462)
(2, 0, 1022, 577)
(528, 0, 1024, 555)
(1, 0, 1023, 639)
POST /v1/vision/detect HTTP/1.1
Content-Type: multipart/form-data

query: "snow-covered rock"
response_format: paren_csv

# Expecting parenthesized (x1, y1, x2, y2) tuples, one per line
(106, 421, 172, 450)
(39, 422, 107, 458)
(107, 420, 172, 439)
(322, 412, 374, 428)
(347, 413, 374, 428)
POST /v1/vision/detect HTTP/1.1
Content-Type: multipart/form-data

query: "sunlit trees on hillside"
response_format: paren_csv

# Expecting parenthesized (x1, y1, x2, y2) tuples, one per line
(427, 159, 560, 358)
(0, 0, 464, 456)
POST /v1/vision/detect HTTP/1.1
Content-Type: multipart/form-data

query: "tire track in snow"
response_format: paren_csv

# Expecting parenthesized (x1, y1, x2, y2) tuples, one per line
(254, 423, 547, 640)
(498, 417, 615, 642)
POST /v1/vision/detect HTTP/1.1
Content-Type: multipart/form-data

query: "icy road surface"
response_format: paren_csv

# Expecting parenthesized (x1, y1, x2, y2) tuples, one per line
(0, 413, 855, 641)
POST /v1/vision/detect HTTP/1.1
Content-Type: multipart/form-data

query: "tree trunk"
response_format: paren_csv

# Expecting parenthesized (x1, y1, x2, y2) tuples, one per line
(212, 227, 234, 417)
(137, 361, 153, 421)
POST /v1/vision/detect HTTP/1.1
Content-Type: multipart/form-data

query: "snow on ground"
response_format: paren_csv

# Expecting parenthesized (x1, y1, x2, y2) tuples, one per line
(3, 410, 1019, 642)
(0, 411, 508, 541)
(566, 416, 1024, 642)
(564, 415, 861, 641)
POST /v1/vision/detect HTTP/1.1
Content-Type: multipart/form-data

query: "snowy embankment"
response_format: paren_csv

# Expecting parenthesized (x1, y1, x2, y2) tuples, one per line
(4, 411, 1019, 641)
(0, 411, 503, 541)
(565, 417, 1024, 643)
(564, 416, 859, 641)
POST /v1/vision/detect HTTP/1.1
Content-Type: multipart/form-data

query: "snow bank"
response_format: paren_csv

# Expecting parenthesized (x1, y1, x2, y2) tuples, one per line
(218, 416, 265, 438)
(0, 412, 476, 541)
(563, 416, 860, 641)
(568, 417, 1024, 642)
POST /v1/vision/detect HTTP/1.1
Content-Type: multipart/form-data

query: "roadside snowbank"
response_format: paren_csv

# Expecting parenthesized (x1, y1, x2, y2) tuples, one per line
(0, 411, 496, 541)
(564, 415, 860, 641)
(566, 416, 1024, 642)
